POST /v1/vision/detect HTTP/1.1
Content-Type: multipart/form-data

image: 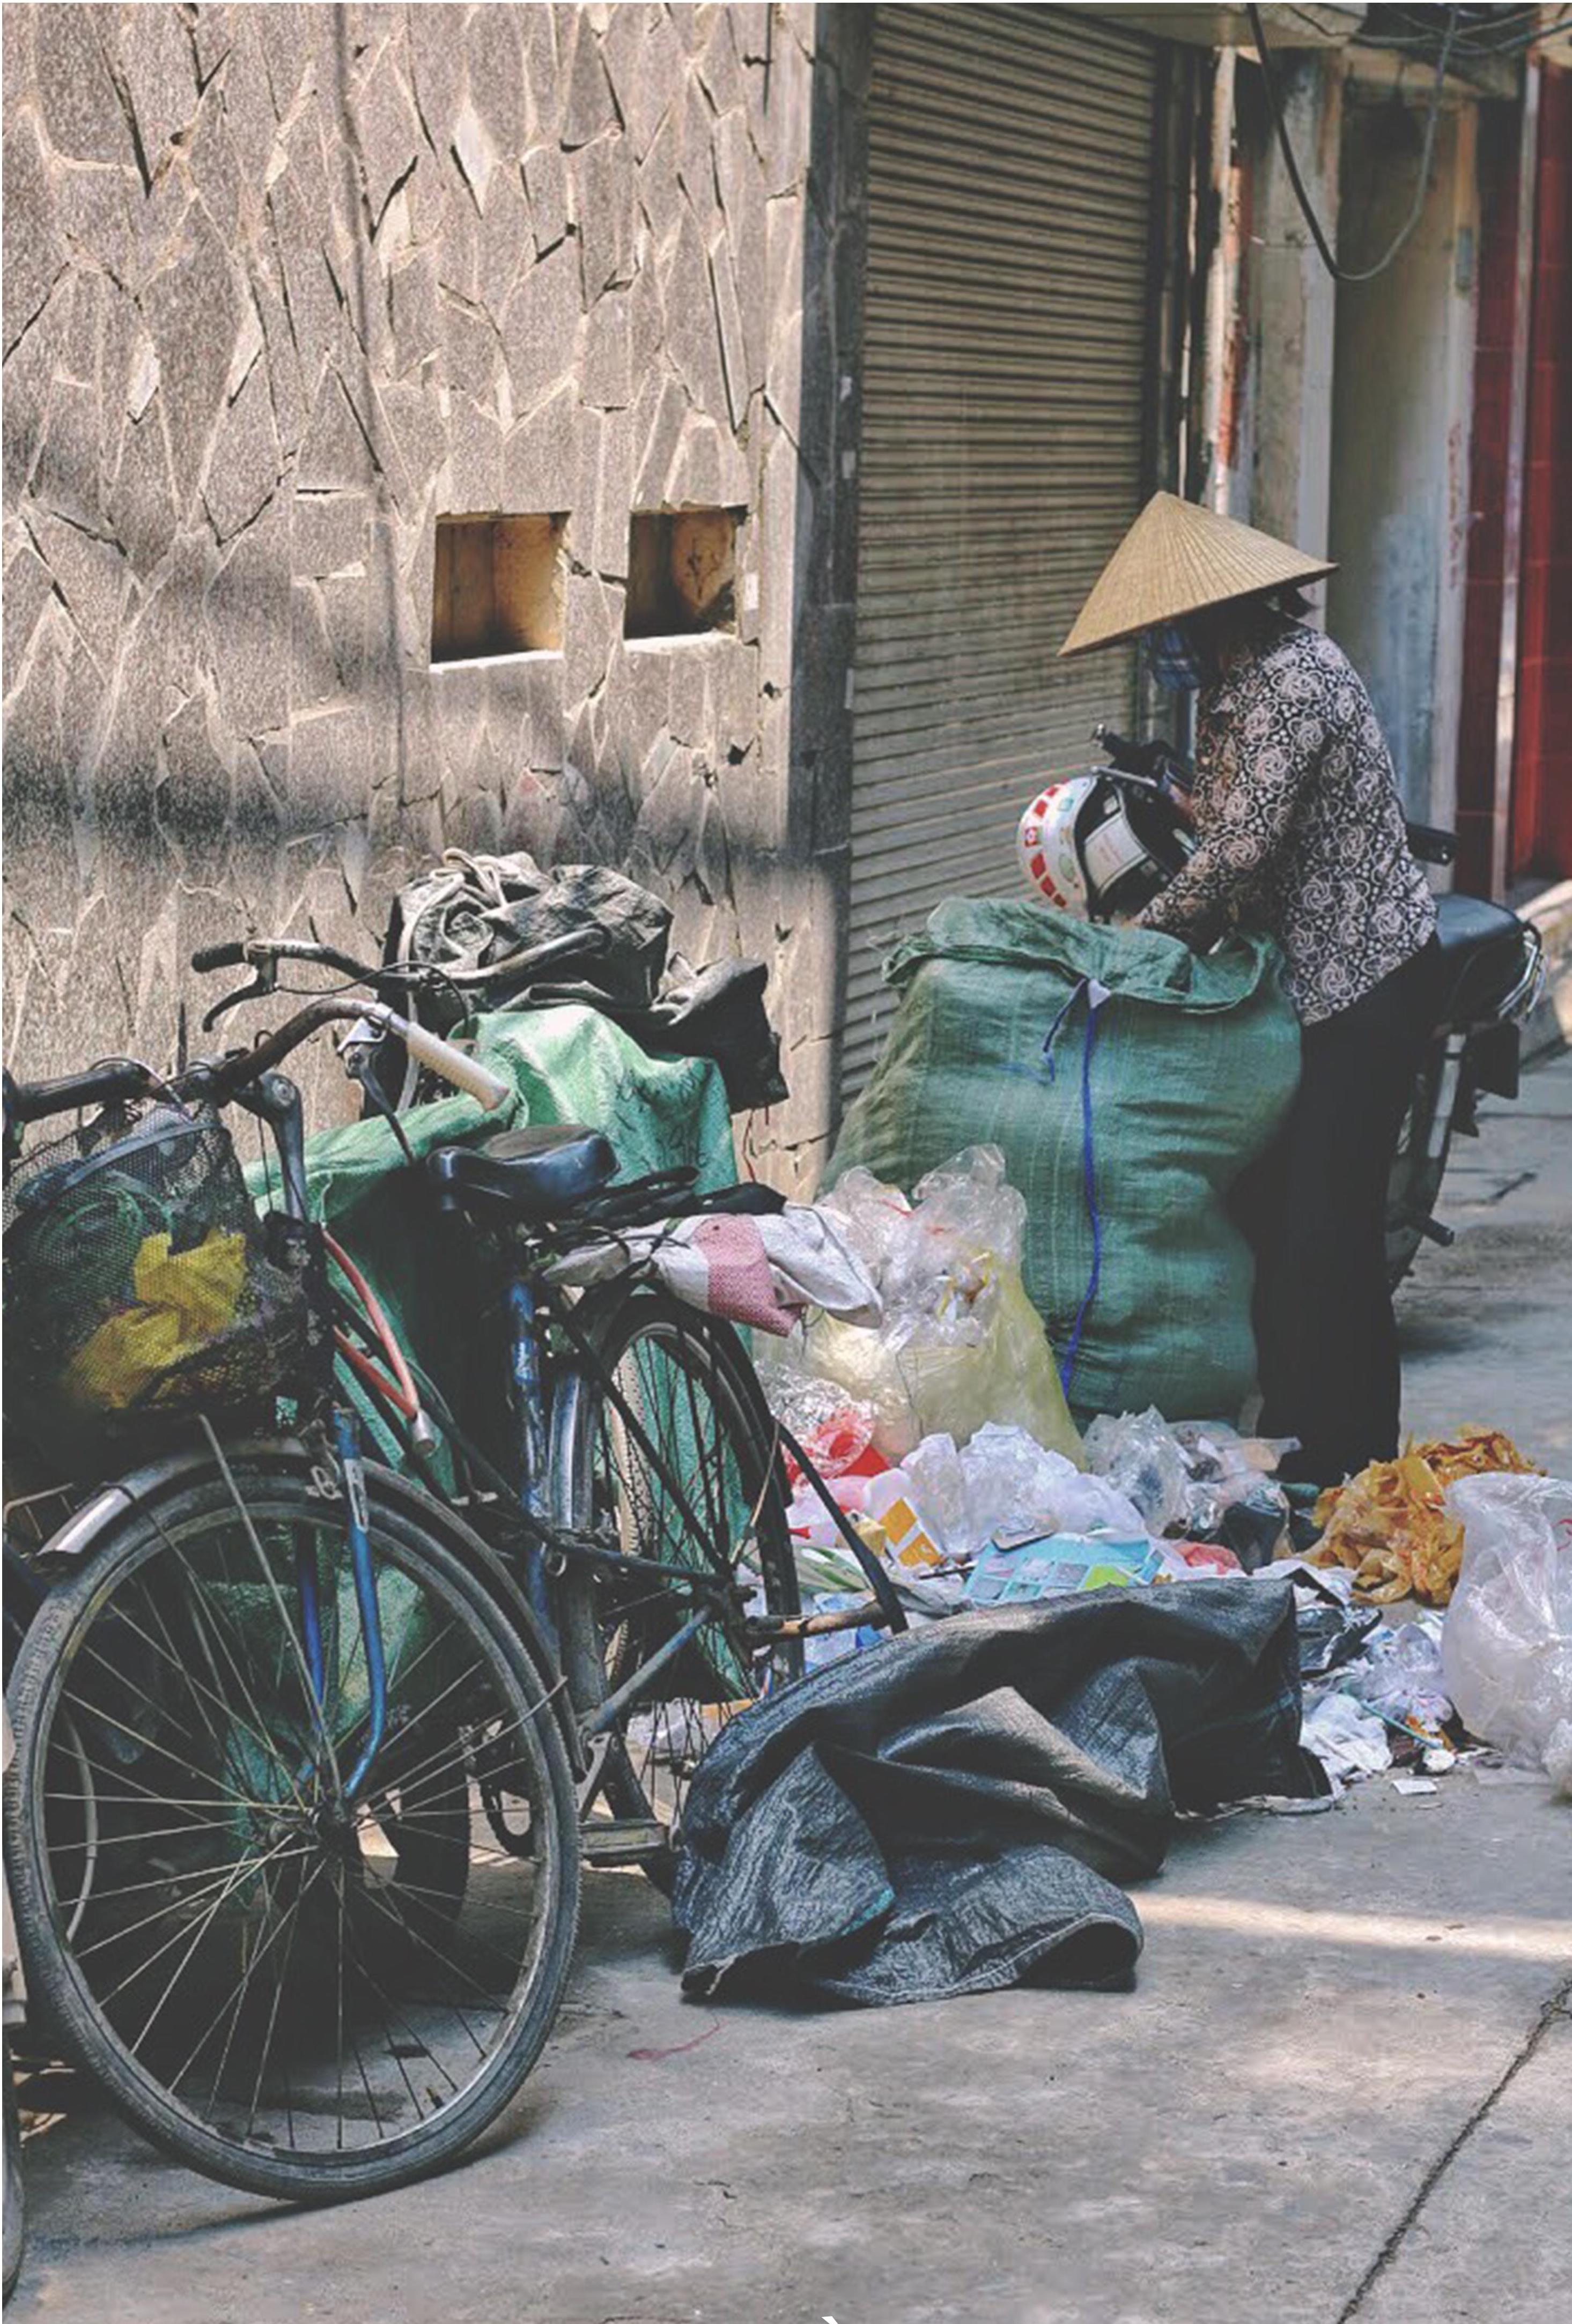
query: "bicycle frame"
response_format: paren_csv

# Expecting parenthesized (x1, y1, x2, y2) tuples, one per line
(504, 1263, 761, 1728)
(227, 1072, 395, 1808)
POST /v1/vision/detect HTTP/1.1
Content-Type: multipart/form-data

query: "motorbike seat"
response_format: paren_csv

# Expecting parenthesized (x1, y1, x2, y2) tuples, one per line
(1435, 893, 1520, 957)
(427, 1123, 618, 1222)
(1432, 893, 1531, 1028)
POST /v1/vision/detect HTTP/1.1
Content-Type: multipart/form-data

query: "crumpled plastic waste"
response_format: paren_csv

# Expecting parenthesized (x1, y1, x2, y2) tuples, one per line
(809, 1149, 1083, 1464)
(786, 1420, 1151, 1635)
(1159, 1541, 1245, 1578)
(1442, 1472, 1572, 1786)
(1300, 1691, 1393, 1787)
(1084, 1407, 1191, 1533)
(905, 1423, 1142, 1560)
(1084, 1409, 1292, 1563)
(965, 1533, 1163, 1605)
(1311, 1427, 1540, 1605)
(783, 1491, 876, 1598)
(1270, 1572, 1382, 1681)
(755, 1355, 882, 1485)
(1346, 1615, 1453, 1745)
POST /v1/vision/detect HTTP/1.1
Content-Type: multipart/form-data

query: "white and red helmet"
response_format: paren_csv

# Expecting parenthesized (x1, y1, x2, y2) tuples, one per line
(1017, 779, 1095, 916)
(1018, 773, 1193, 922)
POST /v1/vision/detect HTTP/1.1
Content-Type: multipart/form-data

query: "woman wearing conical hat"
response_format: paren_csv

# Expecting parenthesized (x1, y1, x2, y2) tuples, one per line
(1062, 493, 1439, 1490)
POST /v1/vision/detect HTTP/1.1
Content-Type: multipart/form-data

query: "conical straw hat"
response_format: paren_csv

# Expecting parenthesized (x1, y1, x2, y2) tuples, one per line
(1059, 492, 1335, 657)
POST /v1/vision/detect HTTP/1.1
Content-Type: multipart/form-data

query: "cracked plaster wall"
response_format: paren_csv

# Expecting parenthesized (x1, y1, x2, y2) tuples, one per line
(2, 1, 847, 1184)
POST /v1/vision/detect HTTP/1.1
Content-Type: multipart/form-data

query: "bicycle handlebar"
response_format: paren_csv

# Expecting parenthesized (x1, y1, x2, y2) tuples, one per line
(3, 1058, 155, 1127)
(5, 1001, 509, 1134)
(190, 942, 249, 973)
(191, 937, 387, 981)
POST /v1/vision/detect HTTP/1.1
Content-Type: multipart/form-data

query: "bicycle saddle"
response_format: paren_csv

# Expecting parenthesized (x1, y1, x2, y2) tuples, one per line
(427, 1123, 617, 1221)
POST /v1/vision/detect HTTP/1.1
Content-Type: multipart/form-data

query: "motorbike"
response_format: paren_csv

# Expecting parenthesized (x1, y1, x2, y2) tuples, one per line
(1090, 728, 1546, 1291)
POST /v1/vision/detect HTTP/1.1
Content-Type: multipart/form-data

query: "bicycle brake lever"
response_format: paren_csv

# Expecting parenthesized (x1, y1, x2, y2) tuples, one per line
(201, 961, 278, 1032)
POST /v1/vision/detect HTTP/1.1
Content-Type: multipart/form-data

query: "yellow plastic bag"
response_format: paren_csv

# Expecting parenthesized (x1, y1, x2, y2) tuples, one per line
(807, 1254, 1084, 1467)
(62, 1228, 248, 1413)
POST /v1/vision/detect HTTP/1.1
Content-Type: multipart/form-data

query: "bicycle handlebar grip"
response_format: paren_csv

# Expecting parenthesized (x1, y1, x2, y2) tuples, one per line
(191, 942, 248, 973)
(5, 1058, 151, 1124)
(385, 1013, 510, 1112)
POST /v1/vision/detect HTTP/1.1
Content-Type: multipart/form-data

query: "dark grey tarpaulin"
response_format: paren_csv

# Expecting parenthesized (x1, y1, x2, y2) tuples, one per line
(674, 1581, 1327, 2007)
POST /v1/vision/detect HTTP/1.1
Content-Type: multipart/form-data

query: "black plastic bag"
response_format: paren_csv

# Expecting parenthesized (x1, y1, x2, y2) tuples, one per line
(674, 1581, 1326, 2008)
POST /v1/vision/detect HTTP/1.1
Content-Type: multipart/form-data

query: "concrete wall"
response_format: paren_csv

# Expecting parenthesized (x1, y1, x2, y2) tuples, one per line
(2, 1, 852, 1184)
(1327, 93, 1479, 824)
(1236, 49, 1342, 560)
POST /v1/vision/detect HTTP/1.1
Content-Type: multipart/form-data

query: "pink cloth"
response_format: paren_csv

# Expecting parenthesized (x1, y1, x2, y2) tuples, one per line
(688, 1215, 798, 1336)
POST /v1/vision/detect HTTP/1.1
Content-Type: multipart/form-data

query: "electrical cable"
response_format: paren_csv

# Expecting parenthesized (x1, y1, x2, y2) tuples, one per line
(1248, 2, 1461, 283)
(1348, 5, 1571, 55)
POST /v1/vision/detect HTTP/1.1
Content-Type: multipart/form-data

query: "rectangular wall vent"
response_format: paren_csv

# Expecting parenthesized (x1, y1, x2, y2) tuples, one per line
(625, 508, 742, 640)
(432, 513, 565, 663)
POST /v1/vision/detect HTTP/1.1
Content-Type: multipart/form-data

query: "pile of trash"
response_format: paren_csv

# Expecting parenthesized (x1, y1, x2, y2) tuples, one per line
(1307, 1425, 1540, 1604)
(1289, 1470, 1572, 1800)
(758, 1145, 1570, 1797)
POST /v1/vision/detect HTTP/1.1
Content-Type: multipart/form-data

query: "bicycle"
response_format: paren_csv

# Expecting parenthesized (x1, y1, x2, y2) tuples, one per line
(186, 936, 905, 1875)
(3, 1002, 582, 2202)
(3, 968, 899, 2201)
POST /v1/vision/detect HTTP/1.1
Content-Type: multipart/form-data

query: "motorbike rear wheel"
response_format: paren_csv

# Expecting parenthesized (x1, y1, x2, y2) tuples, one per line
(1385, 1060, 1451, 1291)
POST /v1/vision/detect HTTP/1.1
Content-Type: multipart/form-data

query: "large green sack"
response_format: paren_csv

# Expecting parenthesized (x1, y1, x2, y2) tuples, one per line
(827, 903, 1301, 1425)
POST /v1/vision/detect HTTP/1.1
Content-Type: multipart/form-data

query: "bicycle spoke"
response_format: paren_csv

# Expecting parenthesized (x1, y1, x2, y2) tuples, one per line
(112, 1830, 302, 2034)
(174, 1850, 330, 2124)
(336, 1907, 453, 2124)
(70, 1844, 319, 1965)
(142, 1499, 323, 1813)
(108, 1552, 309, 1814)
(350, 1879, 505, 2053)
(45, 1691, 273, 1824)
(241, 1849, 317, 2148)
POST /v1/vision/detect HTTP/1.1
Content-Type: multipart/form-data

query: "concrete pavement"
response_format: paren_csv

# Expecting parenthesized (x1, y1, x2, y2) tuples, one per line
(9, 1053, 1571, 2324)
(1399, 1043, 1572, 1470)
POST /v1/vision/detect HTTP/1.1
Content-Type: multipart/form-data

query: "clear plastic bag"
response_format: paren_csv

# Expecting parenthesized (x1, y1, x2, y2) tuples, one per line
(1441, 1474, 1572, 1778)
(756, 1349, 880, 1482)
(1347, 1615, 1453, 1738)
(809, 1150, 1081, 1465)
(1083, 1408, 1192, 1534)
(901, 1424, 1141, 1558)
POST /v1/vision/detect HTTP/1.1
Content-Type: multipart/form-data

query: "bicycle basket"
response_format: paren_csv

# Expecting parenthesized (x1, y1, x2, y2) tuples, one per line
(3, 1099, 317, 1454)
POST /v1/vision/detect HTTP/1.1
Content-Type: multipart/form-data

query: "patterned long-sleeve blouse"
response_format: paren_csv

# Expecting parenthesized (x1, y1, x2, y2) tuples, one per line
(1138, 616, 1436, 1024)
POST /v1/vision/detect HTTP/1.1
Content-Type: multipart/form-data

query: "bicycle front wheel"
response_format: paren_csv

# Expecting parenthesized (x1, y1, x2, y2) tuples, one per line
(3, 1457, 579, 2203)
(555, 1290, 802, 1874)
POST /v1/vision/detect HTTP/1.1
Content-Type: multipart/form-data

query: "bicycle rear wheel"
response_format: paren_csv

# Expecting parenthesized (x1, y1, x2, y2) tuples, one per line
(555, 1290, 802, 1878)
(3, 1457, 579, 2202)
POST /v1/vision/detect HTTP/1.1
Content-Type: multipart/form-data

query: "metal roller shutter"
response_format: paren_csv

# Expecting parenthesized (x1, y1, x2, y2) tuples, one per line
(844, 3, 1159, 1095)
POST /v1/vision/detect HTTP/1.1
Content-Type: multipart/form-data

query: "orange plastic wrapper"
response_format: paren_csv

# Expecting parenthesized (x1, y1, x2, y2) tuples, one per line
(1310, 1427, 1541, 1607)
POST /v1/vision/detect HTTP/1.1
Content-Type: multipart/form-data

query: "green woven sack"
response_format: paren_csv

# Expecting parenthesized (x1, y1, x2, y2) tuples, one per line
(247, 1002, 738, 1474)
(827, 902, 1302, 1425)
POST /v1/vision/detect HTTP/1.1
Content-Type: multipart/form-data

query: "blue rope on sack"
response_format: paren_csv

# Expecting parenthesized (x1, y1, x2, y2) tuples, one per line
(1040, 976, 1110, 1400)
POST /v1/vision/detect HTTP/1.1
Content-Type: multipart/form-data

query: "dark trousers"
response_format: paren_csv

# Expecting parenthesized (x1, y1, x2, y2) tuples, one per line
(1234, 938, 1440, 1489)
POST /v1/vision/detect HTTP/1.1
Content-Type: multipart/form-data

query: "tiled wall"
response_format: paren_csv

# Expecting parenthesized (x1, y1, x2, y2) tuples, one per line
(2, 3, 852, 1178)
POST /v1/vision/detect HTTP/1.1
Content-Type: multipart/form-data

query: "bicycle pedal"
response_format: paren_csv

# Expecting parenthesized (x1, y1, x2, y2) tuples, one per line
(579, 1817, 668, 1867)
